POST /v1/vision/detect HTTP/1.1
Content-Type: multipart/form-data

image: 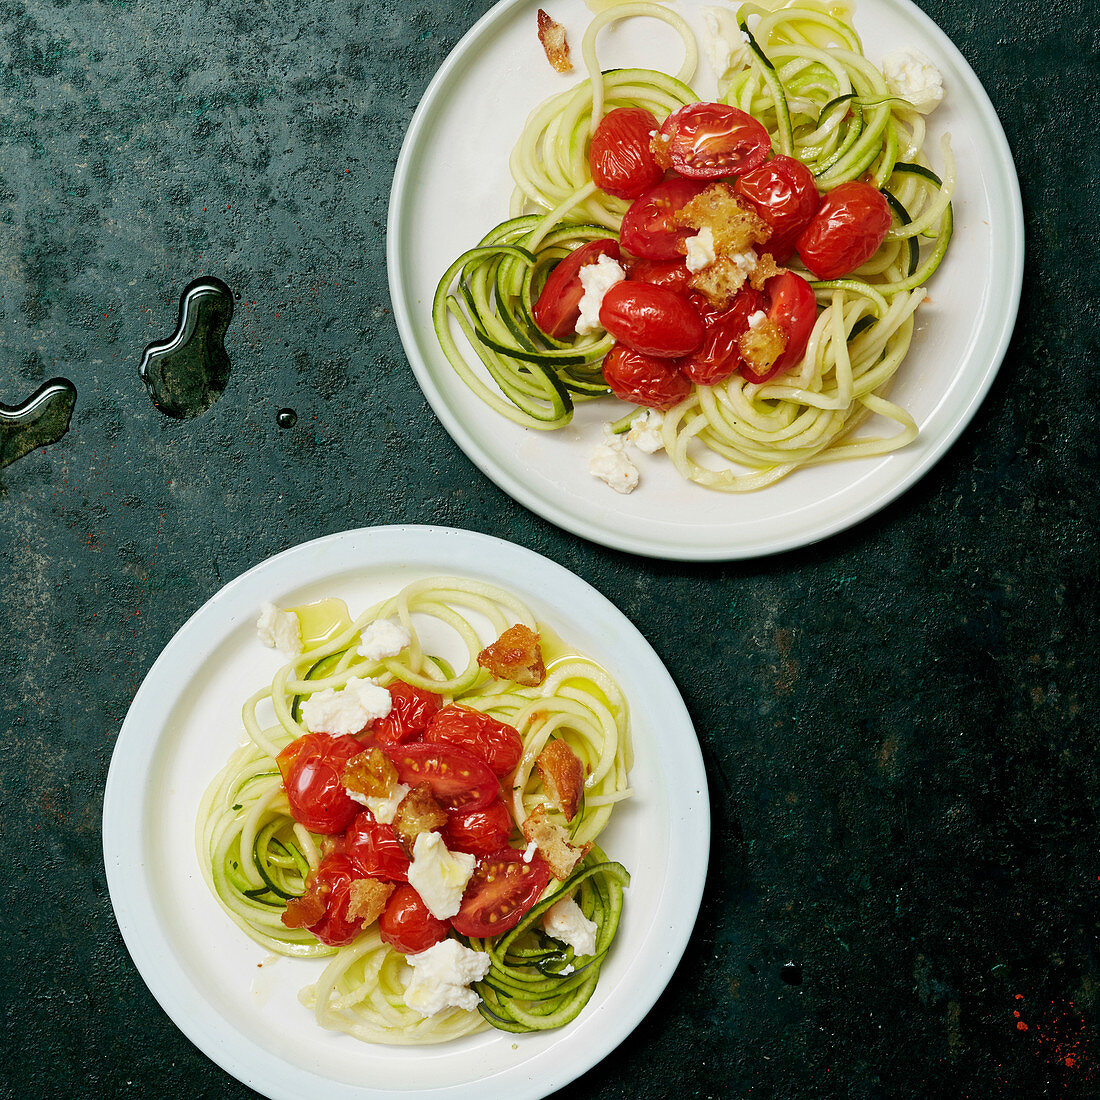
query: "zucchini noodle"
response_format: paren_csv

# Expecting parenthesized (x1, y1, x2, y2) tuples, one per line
(433, 0, 955, 491)
(197, 576, 632, 1044)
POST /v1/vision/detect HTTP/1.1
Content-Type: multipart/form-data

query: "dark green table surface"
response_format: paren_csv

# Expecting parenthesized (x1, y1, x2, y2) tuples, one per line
(1, 0, 1097, 1097)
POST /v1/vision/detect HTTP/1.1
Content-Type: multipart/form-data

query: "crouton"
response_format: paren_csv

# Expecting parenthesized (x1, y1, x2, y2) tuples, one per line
(392, 783, 448, 854)
(675, 183, 769, 254)
(344, 745, 399, 799)
(521, 805, 590, 880)
(345, 878, 394, 925)
(478, 623, 546, 687)
(281, 875, 328, 930)
(738, 316, 789, 377)
(536, 739, 585, 821)
(537, 9, 572, 73)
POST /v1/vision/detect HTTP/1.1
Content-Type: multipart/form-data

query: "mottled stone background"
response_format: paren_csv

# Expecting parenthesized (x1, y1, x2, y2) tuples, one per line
(0, 0, 1096, 1097)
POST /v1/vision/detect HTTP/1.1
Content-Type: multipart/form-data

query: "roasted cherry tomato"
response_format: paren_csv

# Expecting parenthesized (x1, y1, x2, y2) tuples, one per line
(601, 343, 692, 409)
(656, 102, 771, 179)
(795, 180, 891, 279)
(451, 847, 552, 938)
(444, 798, 514, 857)
(598, 282, 705, 358)
(378, 883, 450, 955)
(740, 271, 818, 384)
(424, 705, 523, 778)
(371, 680, 441, 746)
(623, 256, 693, 295)
(532, 238, 621, 339)
(681, 287, 767, 386)
(619, 177, 710, 260)
(386, 742, 499, 813)
(588, 107, 664, 200)
(345, 810, 411, 882)
(299, 853, 369, 947)
(734, 155, 821, 262)
(276, 732, 363, 834)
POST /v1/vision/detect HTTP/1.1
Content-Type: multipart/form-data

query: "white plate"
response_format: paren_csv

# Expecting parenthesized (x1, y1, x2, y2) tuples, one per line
(387, 0, 1024, 560)
(103, 526, 709, 1100)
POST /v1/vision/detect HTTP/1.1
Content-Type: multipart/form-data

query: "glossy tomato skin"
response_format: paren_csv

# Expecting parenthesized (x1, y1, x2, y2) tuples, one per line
(795, 181, 891, 279)
(451, 847, 552, 938)
(371, 681, 441, 746)
(305, 853, 369, 946)
(424, 706, 523, 778)
(734, 155, 820, 262)
(623, 256, 693, 295)
(602, 344, 692, 410)
(444, 798, 514, 857)
(681, 287, 767, 386)
(532, 238, 621, 339)
(589, 107, 664, 200)
(619, 177, 710, 260)
(378, 883, 450, 955)
(598, 282, 705, 358)
(277, 733, 363, 834)
(345, 811, 411, 882)
(657, 102, 771, 179)
(740, 271, 818, 384)
(386, 742, 499, 813)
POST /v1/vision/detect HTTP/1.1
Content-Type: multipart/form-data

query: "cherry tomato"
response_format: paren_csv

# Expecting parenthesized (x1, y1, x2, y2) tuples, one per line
(378, 883, 450, 955)
(588, 107, 664, 200)
(599, 282, 705, 358)
(623, 256, 693, 295)
(740, 271, 818, 384)
(681, 287, 767, 386)
(601, 343, 692, 409)
(795, 181, 891, 279)
(302, 853, 369, 947)
(371, 681, 441, 746)
(532, 238, 621, 339)
(276, 732, 363, 834)
(656, 102, 771, 180)
(619, 177, 710, 260)
(386, 742, 499, 813)
(424, 705, 523, 777)
(444, 798, 514, 857)
(734, 155, 820, 263)
(451, 848, 552, 938)
(345, 810, 411, 882)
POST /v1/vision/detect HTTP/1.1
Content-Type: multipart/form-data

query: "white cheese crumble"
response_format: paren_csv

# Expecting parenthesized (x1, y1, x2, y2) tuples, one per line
(542, 896, 598, 957)
(702, 6, 753, 84)
(407, 832, 476, 920)
(347, 782, 410, 824)
(575, 254, 626, 336)
(728, 249, 759, 282)
(256, 603, 302, 657)
(881, 48, 944, 113)
(300, 676, 392, 736)
(747, 309, 768, 330)
(684, 226, 717, 274)
(587, 426, 640, 494)
(627, 409, 665, 454)
(522, 839, 539, 864)
(357, 618, 411, 662)
(403, 939, 492, 1017)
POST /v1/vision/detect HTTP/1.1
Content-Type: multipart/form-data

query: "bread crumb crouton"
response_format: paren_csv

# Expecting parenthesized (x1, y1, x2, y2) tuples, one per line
(535, 739, 585, 821)
(345, 878, 394, 925)
(521, 805, 590, 880)
(344, 745, 399, 799)
(281, 883, 327, 930)
(537, 9, 572, 72)
(478, 623, 546, 687)
(392, 782, 448, 854)
(675, 183, 769, 254)
(747, 251, 783, 292)
(738, 316, 789, 377)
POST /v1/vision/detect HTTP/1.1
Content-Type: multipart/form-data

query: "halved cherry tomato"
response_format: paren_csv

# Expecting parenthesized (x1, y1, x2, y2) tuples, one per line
(298, 853, 369, 946)
(734, 155, 821, 263)
(532, 238, 621, 339)
(345, 810, 411, 882)
(619, 177, 710, 260)
(444, 798, 514, 857)
(424, 705, 523, 778)
(451, 847, 552, 938)
(276, 732, 363, 834)
(371, 681, 441, 746)
(588, 107, 664, 200)
(795, 180, 891, 279)
(656, 102, 771, 180)
(598, 282, 705, 357)
(386, 742, 499, 813)
(680, 286, 767, 386)
(378, 883, 450, 955)
(740, 271, 818, 384)
(601, 343, 692, 409)
(623, 256, 693, 295)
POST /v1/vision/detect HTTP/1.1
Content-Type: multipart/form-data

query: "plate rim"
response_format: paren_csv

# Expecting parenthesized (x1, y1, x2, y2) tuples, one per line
(386, 0, 1025, 562)
(102, 524, 711, 1100)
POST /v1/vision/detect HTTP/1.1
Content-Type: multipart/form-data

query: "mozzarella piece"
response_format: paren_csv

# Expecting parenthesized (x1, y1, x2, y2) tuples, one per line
(881, 48, 944, 113)
(407, 832, 476, 920)
(347, 782, 411, 824)
(542, 895, 598, 956)
(702, 6, 752, 84)
(747, 309, 768, 330)
(256, 603, 302, 657)
(684, 226, 717, 273)
(575, 254, 626, 335)
(358, 618, 411, 661)
(627, 409, 665, 454)
(403, 939, 492, 1017)
(299, 676, 392, 736)
(587, 427, 640, 494)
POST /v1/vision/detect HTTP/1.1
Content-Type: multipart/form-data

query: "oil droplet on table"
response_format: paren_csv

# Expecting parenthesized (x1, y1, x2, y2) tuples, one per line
(0, 377, 77, 470)
(276, 408, 298, 429)
(140, 276, 234, 419)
